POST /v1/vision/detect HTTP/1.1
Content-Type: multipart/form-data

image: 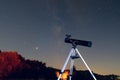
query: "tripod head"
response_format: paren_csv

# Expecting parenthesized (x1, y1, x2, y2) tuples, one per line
(65, 34, 92, 47)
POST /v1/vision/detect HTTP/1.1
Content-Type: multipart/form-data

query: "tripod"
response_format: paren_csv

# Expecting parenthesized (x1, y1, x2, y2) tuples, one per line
(57, 45, 97, 80)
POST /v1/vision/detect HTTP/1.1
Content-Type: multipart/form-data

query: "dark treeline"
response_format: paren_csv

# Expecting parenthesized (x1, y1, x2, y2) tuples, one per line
(0, 51, 119, 80)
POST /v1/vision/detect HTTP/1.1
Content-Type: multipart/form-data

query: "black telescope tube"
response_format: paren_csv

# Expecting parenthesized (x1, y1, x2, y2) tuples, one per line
(65, 38, 92, 47)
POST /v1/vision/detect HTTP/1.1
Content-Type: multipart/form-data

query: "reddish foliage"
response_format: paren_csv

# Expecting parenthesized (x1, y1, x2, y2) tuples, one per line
(0, 51, 22, 78)
(0, 51, 46, 79)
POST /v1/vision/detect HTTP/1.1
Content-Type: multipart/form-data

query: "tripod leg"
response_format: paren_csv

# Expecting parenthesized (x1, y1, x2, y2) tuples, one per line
(75, 48, 97, 80)
(69, 59, 74, 80)
(57, 48, 75, 80)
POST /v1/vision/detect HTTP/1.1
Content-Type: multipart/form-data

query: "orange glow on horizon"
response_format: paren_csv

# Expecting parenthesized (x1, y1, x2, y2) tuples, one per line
(56, 70, 69, 80)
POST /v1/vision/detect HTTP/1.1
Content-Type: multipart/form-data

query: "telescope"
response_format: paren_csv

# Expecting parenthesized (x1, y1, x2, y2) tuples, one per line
(58, 35, 97, 80)
(64, 35, 92, 47)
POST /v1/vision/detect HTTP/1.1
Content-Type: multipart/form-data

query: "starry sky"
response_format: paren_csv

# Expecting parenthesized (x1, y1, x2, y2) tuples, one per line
(0, 0, 120, 75)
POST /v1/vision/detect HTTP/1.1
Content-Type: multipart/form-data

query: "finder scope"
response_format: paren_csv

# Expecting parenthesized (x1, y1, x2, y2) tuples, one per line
(65, 35, 92, 47)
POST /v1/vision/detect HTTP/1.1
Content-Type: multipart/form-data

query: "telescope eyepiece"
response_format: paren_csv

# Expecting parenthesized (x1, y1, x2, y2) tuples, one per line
(66, 34, 71, 39)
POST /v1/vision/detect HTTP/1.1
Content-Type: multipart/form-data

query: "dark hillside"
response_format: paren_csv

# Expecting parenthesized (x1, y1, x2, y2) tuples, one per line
(0, 51, 119, 80)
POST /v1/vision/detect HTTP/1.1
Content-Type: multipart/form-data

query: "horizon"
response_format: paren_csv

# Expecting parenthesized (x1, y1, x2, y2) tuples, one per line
(0, 0, 120, 75)
(0, 50, 119, 76)
(0, 50, 120, 77)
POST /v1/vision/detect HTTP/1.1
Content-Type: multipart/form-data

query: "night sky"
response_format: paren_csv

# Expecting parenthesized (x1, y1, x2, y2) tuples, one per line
(0, 0, 120, 75)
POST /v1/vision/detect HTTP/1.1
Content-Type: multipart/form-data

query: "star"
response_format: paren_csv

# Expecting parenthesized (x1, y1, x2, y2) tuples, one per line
(35, 47, 39, 50)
